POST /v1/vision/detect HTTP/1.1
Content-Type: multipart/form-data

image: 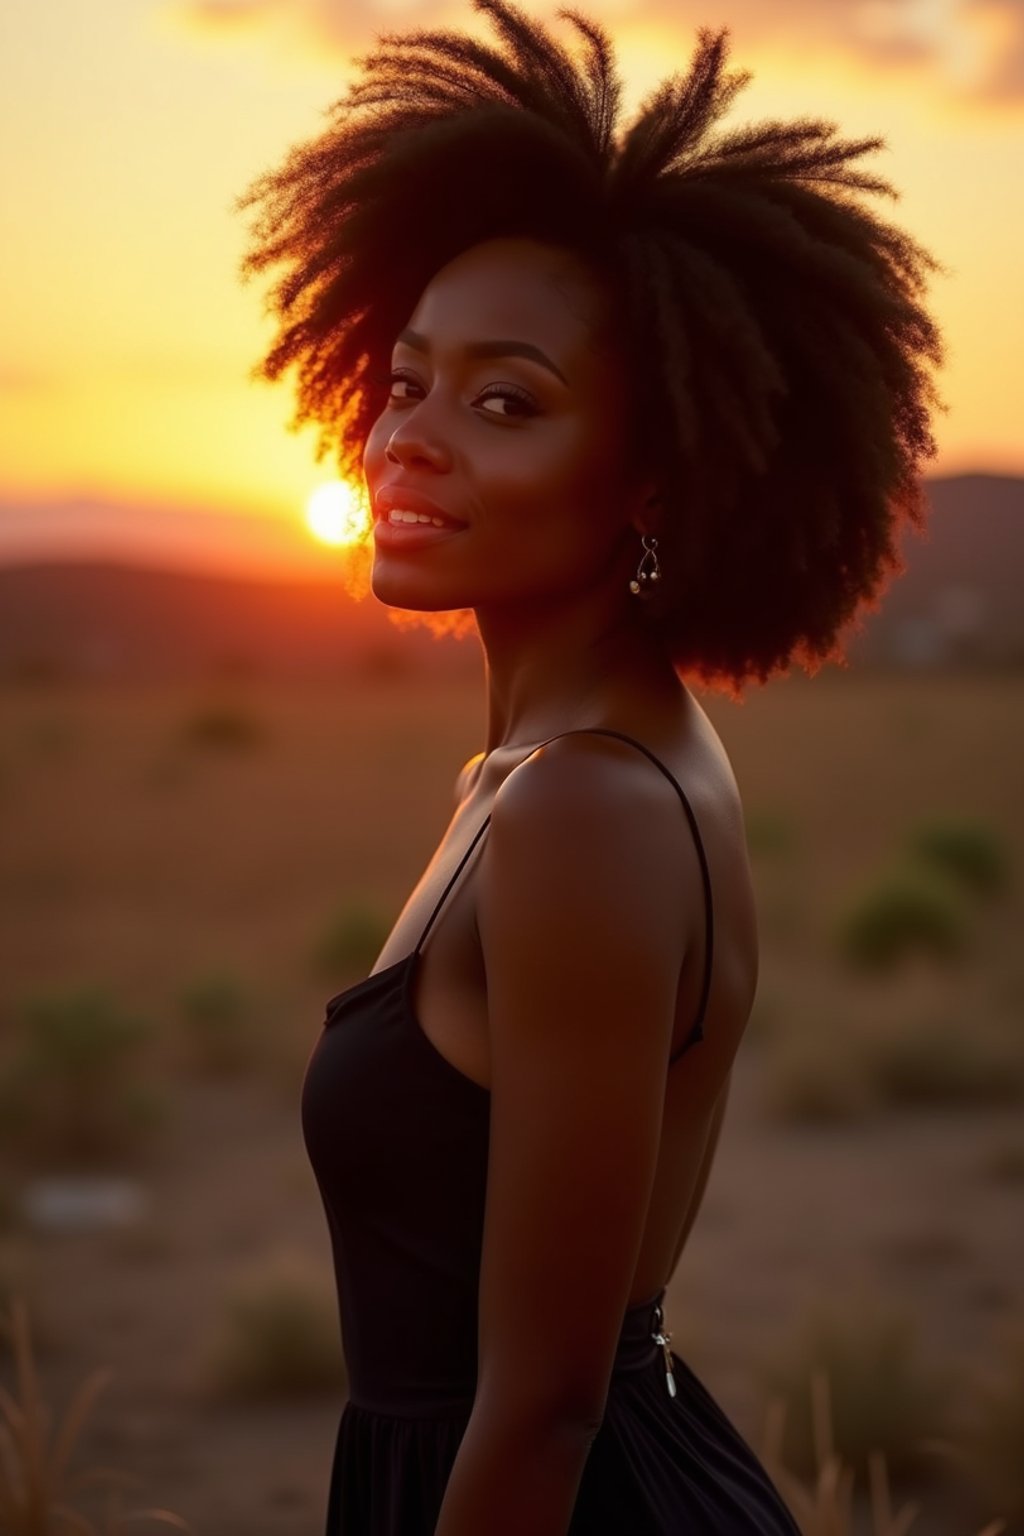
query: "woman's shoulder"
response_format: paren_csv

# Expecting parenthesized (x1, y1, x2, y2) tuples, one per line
(490, 729, 698, 858)
(453, 751, 487, 807)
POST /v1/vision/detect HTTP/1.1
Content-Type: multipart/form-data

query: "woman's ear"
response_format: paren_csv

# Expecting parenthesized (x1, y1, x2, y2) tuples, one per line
(629, 486, 663, 538)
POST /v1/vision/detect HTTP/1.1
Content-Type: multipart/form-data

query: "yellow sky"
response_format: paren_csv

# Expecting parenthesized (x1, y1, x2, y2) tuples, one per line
(0, 0, 1021, 571)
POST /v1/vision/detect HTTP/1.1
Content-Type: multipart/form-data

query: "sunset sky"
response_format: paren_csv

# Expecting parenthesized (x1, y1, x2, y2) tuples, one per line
(1, 0, 1021, 578)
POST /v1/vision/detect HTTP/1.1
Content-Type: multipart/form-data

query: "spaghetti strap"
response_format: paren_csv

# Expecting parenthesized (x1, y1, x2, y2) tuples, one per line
(570, 730, 714, 1059)
(413, 812, 494, 957)
(410, 728, 714, 1058)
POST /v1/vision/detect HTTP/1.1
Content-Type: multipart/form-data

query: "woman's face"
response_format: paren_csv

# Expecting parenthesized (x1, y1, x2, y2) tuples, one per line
(362, 236, 651, 614)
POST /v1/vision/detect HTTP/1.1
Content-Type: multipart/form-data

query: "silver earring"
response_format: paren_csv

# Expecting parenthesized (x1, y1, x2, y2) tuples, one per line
(629, 534, 661, 596)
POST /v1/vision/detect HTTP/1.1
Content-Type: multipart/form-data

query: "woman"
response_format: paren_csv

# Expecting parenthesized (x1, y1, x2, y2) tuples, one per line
(238, 1, 945, 1530)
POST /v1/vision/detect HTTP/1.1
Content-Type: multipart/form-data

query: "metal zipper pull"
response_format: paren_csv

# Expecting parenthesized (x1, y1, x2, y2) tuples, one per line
(652, 1302, 677, 1399)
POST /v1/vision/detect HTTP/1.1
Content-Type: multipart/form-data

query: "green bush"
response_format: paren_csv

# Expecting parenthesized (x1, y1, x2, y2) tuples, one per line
(311, 900, 390, 981)
(0, 986, 167, 1166)
(906, 818, 1011, 899)
(177, 973, 261, 1076)
(181, 702, 267, 750)
(756, 1289, 957, 1482)
(861, 1015, 1024, 1110)
(202, 1251, 346, 1400)
(835, 868, 971, 972)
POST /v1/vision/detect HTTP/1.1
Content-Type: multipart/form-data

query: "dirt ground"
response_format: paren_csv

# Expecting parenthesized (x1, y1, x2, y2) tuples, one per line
(1, 669, 1021, 1535)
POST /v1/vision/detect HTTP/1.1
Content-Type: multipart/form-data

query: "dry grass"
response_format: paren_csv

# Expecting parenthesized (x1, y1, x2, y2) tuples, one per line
(953, 1324, 1024, 1528)
(0, 1296, 191, 1534)
(0, 672, 1021, 1528)
(755, 1287, 958, 1483)
(759, 1372, 1009, 1536)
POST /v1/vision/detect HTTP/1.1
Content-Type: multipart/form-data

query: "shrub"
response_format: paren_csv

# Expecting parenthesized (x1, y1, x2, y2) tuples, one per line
(906, 819, 1011, 900)
(860, 1014, 1024, 1110)
(0, 987, 167, 1167)
(176, 973, 262, 1077)
(835, 868, 971, 971)
(755, 1288, 958, 1482)
(201, 1250, 346, 1400)
(180, 702, 267, 751)
(311, 900, 390, 981)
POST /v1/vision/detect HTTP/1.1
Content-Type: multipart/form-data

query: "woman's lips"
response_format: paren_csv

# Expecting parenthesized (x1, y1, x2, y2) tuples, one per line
(373, 516, 467, 550)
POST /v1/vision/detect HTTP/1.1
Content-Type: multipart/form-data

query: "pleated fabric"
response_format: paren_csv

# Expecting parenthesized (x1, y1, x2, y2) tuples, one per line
(326, 1314, 801, 1535)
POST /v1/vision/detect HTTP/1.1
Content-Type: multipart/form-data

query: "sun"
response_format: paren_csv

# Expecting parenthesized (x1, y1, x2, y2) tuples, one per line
(305, 480, 370, 548)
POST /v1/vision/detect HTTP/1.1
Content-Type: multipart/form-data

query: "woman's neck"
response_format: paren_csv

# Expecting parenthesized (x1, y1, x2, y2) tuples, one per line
(474, 591, 683, 758)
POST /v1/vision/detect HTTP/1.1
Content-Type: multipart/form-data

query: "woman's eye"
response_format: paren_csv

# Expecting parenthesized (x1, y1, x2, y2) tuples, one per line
(380, 369, 538, 420)
(381, 370, 416, 400)
(477, 387, 538, 419)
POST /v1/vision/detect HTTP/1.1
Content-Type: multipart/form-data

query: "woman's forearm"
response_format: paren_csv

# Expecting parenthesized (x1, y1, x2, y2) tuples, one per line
(433, 1402, 598, 1536)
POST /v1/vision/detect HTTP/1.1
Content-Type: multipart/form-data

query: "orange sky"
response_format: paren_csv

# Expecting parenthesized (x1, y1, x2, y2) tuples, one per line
(0, 0, 1021, 577)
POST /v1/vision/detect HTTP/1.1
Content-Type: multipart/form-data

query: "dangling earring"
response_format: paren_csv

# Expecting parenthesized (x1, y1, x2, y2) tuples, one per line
(629, 533, 662, 596)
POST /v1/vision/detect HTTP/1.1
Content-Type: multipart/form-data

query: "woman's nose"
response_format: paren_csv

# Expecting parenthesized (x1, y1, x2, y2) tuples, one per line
(384, 413, 452, 470)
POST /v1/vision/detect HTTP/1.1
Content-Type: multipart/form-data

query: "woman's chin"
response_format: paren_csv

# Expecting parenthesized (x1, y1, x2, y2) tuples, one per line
(370, 568, 470, 613)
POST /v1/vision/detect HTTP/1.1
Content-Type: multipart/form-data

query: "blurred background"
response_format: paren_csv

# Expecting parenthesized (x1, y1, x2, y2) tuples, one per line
(0, 1, 1022, 1533)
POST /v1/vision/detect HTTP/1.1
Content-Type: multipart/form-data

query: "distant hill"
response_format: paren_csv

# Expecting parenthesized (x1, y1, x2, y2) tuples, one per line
(846, 473, 1024, 667)
(0, 562, 478, 684)
(0, 473, 1020, 682)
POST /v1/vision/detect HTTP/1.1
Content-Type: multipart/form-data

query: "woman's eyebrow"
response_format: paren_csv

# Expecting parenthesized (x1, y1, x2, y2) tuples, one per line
(395, 326, 569, 387)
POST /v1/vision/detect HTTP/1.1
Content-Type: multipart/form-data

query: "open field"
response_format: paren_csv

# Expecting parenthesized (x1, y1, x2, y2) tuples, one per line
(1, 670, 1022, 1534)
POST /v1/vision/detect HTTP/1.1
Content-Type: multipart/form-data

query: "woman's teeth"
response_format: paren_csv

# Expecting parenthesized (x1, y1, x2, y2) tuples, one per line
(387, 509, 450, 527)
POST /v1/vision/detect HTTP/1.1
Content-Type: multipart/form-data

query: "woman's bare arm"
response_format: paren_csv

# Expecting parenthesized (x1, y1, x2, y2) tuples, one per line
(434, 733, 698, 1536)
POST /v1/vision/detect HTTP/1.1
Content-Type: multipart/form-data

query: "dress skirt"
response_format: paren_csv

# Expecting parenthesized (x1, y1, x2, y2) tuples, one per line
(324, 1291, 802, 1535)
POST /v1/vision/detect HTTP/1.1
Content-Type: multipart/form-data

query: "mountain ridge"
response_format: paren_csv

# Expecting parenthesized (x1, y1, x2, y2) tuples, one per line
(1, 473, 1020, 680)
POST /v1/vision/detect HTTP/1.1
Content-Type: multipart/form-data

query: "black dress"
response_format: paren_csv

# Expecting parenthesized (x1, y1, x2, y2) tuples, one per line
(300, 728, 802, 1534)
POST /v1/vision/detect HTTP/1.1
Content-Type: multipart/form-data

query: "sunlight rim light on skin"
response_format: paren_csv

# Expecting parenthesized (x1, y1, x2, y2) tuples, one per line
(305, 479, 370, 548)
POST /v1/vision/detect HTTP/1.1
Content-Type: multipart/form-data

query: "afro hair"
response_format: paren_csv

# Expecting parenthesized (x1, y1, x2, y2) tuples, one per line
(236, 0, 947, 697)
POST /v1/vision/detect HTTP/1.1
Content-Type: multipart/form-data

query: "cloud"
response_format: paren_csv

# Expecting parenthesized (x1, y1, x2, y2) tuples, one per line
(174, 0, 1024, 105)
(958, 0, 1024, 101)
(0, 366, 56, 394)
(181, 0, 278, 27)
